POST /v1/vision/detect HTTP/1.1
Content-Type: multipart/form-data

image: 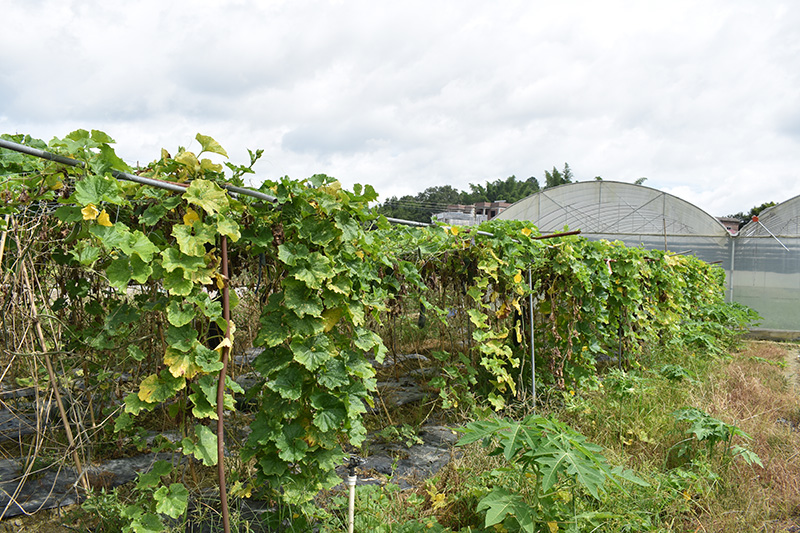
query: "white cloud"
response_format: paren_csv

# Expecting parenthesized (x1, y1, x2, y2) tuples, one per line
(2, 0, 800, 215)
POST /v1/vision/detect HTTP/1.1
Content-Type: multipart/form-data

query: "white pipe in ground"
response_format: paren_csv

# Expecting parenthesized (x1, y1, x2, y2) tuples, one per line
(347, 474, 357, 533)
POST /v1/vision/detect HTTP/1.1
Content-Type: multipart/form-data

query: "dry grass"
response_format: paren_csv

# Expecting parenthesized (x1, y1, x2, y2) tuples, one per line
(691, 341, 800, 532)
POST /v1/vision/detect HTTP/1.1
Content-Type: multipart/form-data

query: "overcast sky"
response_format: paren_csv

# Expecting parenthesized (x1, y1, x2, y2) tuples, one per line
(2, 1, 799, 216)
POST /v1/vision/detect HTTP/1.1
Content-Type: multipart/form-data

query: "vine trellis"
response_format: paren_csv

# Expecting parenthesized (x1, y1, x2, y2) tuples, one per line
(0, 130, 739, 530)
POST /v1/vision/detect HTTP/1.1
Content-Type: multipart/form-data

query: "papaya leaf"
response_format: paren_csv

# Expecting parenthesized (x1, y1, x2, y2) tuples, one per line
(476, 488, 535, 533)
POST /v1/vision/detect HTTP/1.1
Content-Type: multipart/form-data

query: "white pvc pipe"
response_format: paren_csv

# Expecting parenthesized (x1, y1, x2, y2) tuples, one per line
(347, 475, 357, 533)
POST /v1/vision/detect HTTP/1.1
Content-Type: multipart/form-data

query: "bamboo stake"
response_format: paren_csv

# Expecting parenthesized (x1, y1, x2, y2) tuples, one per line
(0, 214, 9, 269)
(18, 256, 89, 492)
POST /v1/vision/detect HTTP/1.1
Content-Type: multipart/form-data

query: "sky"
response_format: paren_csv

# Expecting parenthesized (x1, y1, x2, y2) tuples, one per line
(2, 0, 799, 217)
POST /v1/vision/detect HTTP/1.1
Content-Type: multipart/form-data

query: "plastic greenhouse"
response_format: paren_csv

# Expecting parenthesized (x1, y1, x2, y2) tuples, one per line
(497, 181, 800, 333)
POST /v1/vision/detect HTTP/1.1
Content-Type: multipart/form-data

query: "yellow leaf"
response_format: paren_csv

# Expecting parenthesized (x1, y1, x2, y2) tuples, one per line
(230, 481, 253, 499)
(215, 273, 227, 290)
(547, 521, 559, 533)
(81, 203, 99, 221)
(138, 374, 160, 403)
(183, 208, 200, 226)
(97, 209, 113, 227)
(431, 492, 447, 510)
(322, 308, 343, 333)
(215, 337, 233, 352)
(521, 227, 532, 237)
(164, 348, 200, 379)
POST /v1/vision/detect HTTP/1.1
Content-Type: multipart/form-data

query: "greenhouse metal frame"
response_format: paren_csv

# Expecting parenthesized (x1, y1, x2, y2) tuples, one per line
(497, 181, 800, 332)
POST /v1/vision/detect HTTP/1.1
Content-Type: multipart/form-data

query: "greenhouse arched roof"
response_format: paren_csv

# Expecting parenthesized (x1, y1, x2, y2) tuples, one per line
(738, 193, 800, 237)
(496, 181, 730, 237)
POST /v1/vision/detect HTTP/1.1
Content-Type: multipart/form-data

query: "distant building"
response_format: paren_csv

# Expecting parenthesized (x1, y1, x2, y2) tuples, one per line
(433, 201, 511, 226)
(716, 217, 741, 235)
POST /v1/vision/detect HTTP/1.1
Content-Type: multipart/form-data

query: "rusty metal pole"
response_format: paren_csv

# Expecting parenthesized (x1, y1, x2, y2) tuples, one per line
(216, 235, 232, 533)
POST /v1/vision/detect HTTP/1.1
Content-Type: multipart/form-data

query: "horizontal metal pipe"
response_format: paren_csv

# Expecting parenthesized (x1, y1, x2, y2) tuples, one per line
(0, 138, 276, 201)
(383, 216, 581, 241)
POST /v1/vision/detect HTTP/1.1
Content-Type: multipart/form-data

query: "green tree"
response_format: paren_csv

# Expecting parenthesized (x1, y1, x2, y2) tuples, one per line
(544, 163, 573, 189)
(463, 175, 540, 204)
(376, 185, 463, 223)
(728, 201, 777, 228)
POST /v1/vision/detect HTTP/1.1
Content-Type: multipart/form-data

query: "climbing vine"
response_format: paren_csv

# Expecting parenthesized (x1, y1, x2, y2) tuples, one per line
(0, 130, 749, 526)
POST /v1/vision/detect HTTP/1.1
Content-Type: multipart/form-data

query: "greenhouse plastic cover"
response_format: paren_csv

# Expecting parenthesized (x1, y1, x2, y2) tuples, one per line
(497, 182, 800, 332)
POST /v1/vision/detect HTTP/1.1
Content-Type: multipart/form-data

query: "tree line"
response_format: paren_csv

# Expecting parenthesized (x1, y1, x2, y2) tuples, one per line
(376, 163, 576, 222)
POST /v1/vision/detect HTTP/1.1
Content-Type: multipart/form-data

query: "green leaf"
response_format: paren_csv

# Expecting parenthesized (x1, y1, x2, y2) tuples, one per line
(154, 483, 189, 519)
(196, 133, 229, 158)
(130, 255, 153, 283)
(127, 345, 148, 362)
(173, 223, 214, 257)
(96, 143, 132, 174)
(283, 279, 323, 317)
(311, 394, 346, 433)
(139, 203, 167, 226)
(72, 174, 125, 205)
(90, 129, 115, 144)
(277, 242, 309, 267)
(268, 364, 304, 401)
(216, 215, 241, 242)
(123, 392, 154, 415)
(55, 206, 83, 223)
(291, 335, 334, 371)
(70, 243, 100, 265)
(353, 328, 382, 352)
(534, 438, 608, 500)
(184, 179, 229, 215)
(130, 513, 163, 533)
(476, 488, 535, 533)
(290, 253, 333, 289)
(276, 422, 308, 462)
(136, 460, 173, 489)
(300, 217, 340, 246)
(318, 359, 349, 389)
(194, 343, 224, 373)
(256, 312, 290, 348)
(125, 231, 159, 262)
(167, 301, 196, 327)
(106, 257, 132, 291)
(166, 323, 197, 352)
(182, 424, 218, 466)
(164, 269, 193, 296)
(138, 370, 186, 404)
(161, 247, 206, 272)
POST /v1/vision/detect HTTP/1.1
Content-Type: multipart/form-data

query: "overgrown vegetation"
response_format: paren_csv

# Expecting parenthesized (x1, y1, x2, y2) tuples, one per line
(1, 130, 797, 532)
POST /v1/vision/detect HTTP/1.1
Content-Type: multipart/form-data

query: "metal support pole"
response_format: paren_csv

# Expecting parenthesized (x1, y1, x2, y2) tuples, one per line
(216, 236, 232, 533)
(528, 268, 536, 410)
